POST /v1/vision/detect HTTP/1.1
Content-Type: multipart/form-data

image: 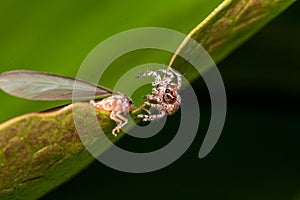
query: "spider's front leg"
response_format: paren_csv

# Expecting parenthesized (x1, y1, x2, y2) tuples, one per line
(156, 69, 174, 84)
(135, 70, 162, 86)
(137, 102, 166, 121)
(169, 68, 182, 89)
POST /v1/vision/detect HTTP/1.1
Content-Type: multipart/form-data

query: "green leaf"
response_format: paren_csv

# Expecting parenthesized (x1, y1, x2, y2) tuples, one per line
(169, 0, 296, 82)
(0, 103, 121, 199)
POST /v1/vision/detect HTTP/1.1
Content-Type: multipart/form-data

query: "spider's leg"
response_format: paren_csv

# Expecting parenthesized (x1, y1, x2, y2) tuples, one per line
(156, 69, 174, 84)
(157, 69, 174, 77)
(143, 94, 162, 103)
(136, 71, 161, 86)
(138, 103, 166, 121)
(169, 68, 182, 89)
(138, 110, 166, 121)
(144, 101, 161, 108)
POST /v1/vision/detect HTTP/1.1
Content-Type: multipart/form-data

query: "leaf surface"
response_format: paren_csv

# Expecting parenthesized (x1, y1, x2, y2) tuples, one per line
(0, 103, 119, 199)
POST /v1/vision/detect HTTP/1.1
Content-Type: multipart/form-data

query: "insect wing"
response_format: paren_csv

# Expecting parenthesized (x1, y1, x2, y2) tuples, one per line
(0, 70, 114, 100)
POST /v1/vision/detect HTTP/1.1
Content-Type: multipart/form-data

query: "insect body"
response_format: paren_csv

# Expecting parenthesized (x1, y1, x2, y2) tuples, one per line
(0, 70, 132, 137)
(91, 95, 132, 136)
(136, 68, 182, 121)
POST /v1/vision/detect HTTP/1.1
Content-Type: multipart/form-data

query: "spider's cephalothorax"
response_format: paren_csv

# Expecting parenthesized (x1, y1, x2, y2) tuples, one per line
(90, 95, 133, 137)
(136, 68, 182, 121)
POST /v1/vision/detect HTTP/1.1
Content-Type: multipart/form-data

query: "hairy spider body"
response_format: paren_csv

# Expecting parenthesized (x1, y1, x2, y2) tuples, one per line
(136, 68, 182, 121)
(90, 95, 133, 137)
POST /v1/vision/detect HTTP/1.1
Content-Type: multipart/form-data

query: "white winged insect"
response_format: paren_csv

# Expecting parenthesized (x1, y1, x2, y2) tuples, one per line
(0, 70, 133, 137)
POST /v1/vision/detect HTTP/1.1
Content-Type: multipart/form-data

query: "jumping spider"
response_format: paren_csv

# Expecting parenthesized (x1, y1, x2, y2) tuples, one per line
(136, 68, 182, 121)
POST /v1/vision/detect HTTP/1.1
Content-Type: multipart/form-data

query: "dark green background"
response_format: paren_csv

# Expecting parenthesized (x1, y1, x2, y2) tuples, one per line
(0, 0, 299, 199)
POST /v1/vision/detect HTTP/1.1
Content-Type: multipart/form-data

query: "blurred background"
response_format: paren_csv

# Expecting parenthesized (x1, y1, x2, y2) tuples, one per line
(0, 0, 299, 199)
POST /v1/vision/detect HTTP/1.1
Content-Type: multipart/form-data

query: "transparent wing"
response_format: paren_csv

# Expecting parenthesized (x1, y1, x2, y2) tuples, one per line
(0, 70, 115, 100)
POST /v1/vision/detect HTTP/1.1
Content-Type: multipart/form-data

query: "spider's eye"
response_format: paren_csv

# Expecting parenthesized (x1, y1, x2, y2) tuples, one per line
(165, 89, 170, 93)
(129, 100, 133, 105)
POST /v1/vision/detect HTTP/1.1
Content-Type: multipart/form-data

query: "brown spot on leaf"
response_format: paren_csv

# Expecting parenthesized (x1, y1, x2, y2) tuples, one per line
(3, 137, 31, 163)
(26, 144, 65, 179)
(0, 137, 32, 188)
(226, 0, 248, 17)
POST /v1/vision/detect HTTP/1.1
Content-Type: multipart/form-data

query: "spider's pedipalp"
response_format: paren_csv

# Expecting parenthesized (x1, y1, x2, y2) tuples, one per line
(144, 94, 162, 103)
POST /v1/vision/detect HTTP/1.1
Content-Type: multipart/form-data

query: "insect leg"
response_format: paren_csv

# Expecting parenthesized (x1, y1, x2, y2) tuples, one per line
(116, 112, 128, 129)
(110, 111, 124, 137)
